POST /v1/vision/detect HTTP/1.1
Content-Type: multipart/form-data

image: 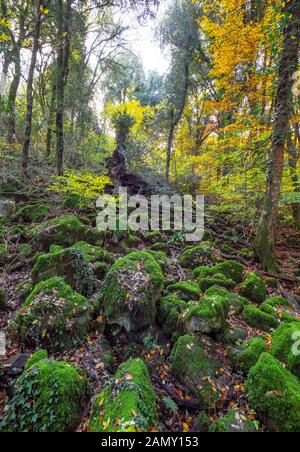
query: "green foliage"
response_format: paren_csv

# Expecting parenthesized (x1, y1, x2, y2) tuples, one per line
(50, 172, 112, 205)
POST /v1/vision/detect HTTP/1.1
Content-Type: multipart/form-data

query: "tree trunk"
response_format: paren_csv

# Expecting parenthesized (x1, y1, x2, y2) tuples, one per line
(254, 0, 300, 271)
(0, 53, 10, 97)
(166, 60, 190, 182)
(56, 0, 72, 176)
(22, 1, 43, 177)
(46, 81, 57, 157)
(287, 129, 300, 229)
(6, 11, 25, 144)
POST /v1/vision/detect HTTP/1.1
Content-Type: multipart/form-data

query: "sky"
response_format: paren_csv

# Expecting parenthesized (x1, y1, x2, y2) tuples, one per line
(123, 1, 170, 76)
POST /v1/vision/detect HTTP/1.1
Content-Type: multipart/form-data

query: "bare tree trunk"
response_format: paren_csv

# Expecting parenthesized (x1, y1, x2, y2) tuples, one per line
(56, 0, 72, 176)
(287, 127, 300, 228)
(22, 1, 43, 177)
(0, 53, 10, 97)
(254, 0, 300, 271)
(46, 81, 57, 157)
(6, 10, 26, 144)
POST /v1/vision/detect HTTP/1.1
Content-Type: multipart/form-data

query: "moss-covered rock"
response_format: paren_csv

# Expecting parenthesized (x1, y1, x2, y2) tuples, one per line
(260, 297, 290, 317)
(191, 412, 211, 433)
(239, 272, 266, 304)
(144, 230, 163, 244)
(102, 252, 164, 333)
(147, 250, 168, 271)
(0, 287, 7, 310)
(209, 411, 259, 433)
(29, 215, 86, 251)
(24, 350, 49, 371)
(194, 261, 243, 284)
(31, 247, 97, 297)
(205, 286, 247, 315)
(158, 294, 187, 337)
(166, 280, 200, 301)
(230, 338, 268, 375)
(243, 305, 278, 331)
(0, 357, 87, 432)
(246, 353, 300, 432)
(178, 242, 216, 269)
(179, 294, 229, 336)
(271, 322, 300, 378)
(150, 242, 169, 253)
(89, 358, 157, 432)
(11, 277, 93, 351)
(12, 204, 49, 223)
(170, 335, 221, 408)
(199, 273, 236, 292)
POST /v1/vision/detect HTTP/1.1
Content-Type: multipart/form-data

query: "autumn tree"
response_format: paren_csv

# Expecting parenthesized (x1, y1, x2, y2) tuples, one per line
(254, 0, 300, 271)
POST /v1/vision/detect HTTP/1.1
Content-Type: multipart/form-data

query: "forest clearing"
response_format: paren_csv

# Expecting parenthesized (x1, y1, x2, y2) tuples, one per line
(0, 0, 300, 434)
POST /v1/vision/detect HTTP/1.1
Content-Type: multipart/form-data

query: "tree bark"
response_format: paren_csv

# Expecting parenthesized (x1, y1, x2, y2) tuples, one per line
(166, 60, 190, 182)
(6, 9, 26, 144)
(46, 80, 57, 157)
(56, 0, 72, 176)
(254, 0, 300, 271)
(287, 128, 300, 228)
(22, 1, 43, 177)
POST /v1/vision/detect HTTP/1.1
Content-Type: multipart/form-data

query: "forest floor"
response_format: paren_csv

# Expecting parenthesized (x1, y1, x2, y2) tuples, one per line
(0, 185, 299, 432)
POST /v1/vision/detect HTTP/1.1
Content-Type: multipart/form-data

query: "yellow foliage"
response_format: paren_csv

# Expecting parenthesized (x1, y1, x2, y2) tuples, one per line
(105, 100, 154, 137)
(50, 172, 112, 201)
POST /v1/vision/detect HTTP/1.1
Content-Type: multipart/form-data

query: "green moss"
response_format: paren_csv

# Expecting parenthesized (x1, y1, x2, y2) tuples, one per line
(199, 273, 236, 292)
(144, 230, 163, 243)
(239, 272, 267, 304)
(266, 296, 290, 308)
(102, 252, 164, 333)
(158, 294, 187, 336)
(0, 288, 7, 310)
(266, 278, 278, 288)
(209, 411, 259, 432)
(63, 194, 82, 209)
(230, 338, 268, 375)
(150, 242, 169, 252)
(0, 243, 7, 259)
(205, 286, 247, 315)
(31, 247, 97, 296)
(192, 413, 211, 433)
(29, 215, 86, 250)
(11, 277, 92, 351)
(25, 350, 49, 371)
(243, 305, 278, 331)
(239, 248, 255, 259)
(246, 353, 300, 432)
(147, 250, 168, 271)
(0, 358, 87, 432)
(198, 260, 244, 284)
(167, 280, 200, 301)
(170, 335, 221, 409)
(178, 242, 216, 269)
(271, 322, 300, 378)
(180, 294, 229, 335)
(89, 358, 157, 432)
(12, 204, 50, 223)
(68, 241, 105, 263)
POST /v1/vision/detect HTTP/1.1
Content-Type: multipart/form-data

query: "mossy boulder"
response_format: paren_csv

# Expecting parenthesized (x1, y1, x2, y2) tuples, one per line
(271, 322, 300, 378)
(29, 215, 86, 251)
(0, 287, 7, 310)
(246, 353, 300, 432)
(0, 356, 87, 432)
(24, 350, 49, 371)
(31, 247, 97, 297)
(166, 280, 200, 301)
(147, 250, 169, 271)
(260, 296, 290, 317)
(191, 412, 211, 433)
(170, 335, 221, 409)
(102, 252, 164, 333)
(63, 194, 82, 209)
(243, 305, 278, 331)
(89, 358, 157, 432)
(229, 338, 268, 375)
(144, 230, 163, 244)
(239, 272, 266, 304)
(12, 204, 50, 223)
(11, 277, 93, 351)
(158, 294, 187, 337)
(194, 260, 243, 284)
(179, 294, 229, 336)
(209, 411, 259, 433)
(178, 242, 216, 269)
(199, 273, 236, 292)
(205, 286, 247, 315)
